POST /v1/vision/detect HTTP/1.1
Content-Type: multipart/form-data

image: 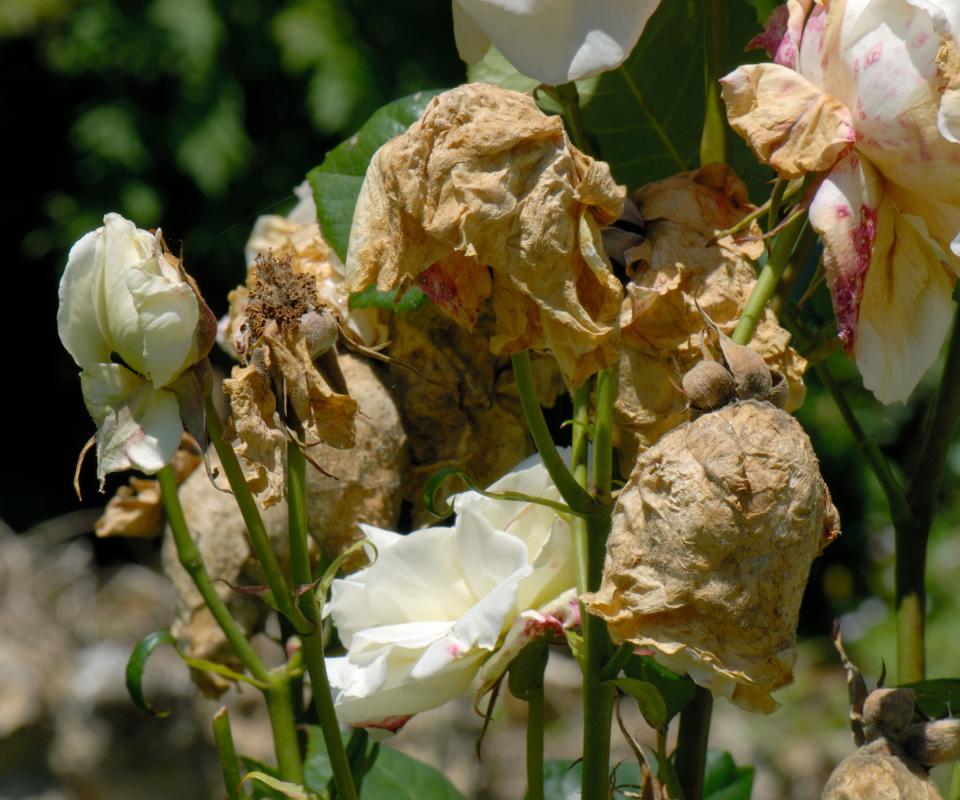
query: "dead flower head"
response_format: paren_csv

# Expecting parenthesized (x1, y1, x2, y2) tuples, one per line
(346, 82, 626, 385)
(614, 164, 807, 466)
(585, 349, 838, 713)
(223, 253, 357, 507)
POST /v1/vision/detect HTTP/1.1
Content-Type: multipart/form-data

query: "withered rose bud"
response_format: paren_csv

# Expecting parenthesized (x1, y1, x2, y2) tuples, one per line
(585, 399, 839, 713)
(821, 739, 941, 800)
(346, 82, 626, 385)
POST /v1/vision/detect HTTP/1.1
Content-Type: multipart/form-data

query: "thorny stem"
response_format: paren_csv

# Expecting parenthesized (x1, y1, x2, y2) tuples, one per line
(699, 0, 727, 166)
(512, 351, 596, 514)
(676, 687, 714, 800)
(592, 368, 615, 506)
(896, 306, 960, 682)
(204, 395, 309, 633)
(212, 707, 246, 800)
(160, 466, 305, 783)
(158, 465, 269, 684)
(286, 431, 359, 800)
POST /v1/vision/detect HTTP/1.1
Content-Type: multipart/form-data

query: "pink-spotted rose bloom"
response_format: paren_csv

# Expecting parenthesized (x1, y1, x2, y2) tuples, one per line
(722, 0, 960, 403)
(324, 454, 578, 731)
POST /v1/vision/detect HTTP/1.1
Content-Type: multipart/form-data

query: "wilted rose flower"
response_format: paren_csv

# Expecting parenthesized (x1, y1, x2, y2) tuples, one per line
(325, 454, 577, 730)
(347, 83, 625, 385)
(58, 213, 215, 480)
(452, 0, 661, 85)
(722, 1, 960, 403)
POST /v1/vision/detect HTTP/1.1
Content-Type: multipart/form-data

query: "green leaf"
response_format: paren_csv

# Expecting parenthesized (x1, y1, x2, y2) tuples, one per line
(303, 726, 351, 792)
(704, 750, 755, 800)
(240, 758, 287, 800)
(744, 0, 778, 23)
(900, 679, 960, 719)
(126, 629, 176, 717)
(307, 89, 444, 262)
(624, 655, 696, 723)
(531, 760, 649, 800)
(507, 639, 549, 701)
(241, 772, 311, 800)
(564, 629, 587, 673)
(612, 678, 668, 729)
(360, 747, 465, 799)
(348, 285, 427, 313)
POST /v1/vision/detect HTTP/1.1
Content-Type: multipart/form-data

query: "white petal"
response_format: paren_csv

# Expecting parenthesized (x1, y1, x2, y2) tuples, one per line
(452, 1, 492, 65)
(126, 263, 199, 388)
(58, 228, 112, 369)
(455, 0, 661, 84)
(456, 508, 530, 597)
(516, 516, 577, 611)
(80, 363, 182, 478)
(98, 213, 159, 375)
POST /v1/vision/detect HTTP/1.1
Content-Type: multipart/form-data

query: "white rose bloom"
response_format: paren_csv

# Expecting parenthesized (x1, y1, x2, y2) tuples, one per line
(58, 213, 206, 479)
(453, 0, 661, 85)
(325, 453, 578, 730)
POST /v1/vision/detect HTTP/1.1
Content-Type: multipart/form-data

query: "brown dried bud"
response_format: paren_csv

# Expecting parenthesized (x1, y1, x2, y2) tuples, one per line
(901, 719, 960, 766)
(585, 400, 839, 713)
(821, 739, 941, 800)
(300, 308, 339, 359)
(767, 370, 789, 409)
(717, 332, 773, 400)
(681, 360, 736, 410)
(863, 689, 916, 743)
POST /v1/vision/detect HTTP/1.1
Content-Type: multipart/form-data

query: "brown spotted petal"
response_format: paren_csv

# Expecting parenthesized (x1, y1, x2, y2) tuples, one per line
(346, 82, 625, 385)
(585, 401, 839, 715)
(721, 63, 856, 179)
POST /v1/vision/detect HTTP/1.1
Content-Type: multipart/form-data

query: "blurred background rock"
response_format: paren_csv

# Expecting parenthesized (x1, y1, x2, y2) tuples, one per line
(4, 0, 960, 796)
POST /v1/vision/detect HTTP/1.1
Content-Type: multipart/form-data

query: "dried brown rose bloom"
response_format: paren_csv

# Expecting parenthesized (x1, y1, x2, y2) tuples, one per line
(95, 446, 201, 539)
(223, 255, 358, 507)
(821, 739, 941, 800)
(163, 354, 405, 692)
(614, 164, 807, 467)
(585, 397, 839, 714)
(346, 82, 626, 385)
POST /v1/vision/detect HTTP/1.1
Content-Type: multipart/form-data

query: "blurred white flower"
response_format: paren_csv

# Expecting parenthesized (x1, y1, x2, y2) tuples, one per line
(325, 453, 578, 730)
(58, 213, 212, 480)
(453, 0, 661, 85)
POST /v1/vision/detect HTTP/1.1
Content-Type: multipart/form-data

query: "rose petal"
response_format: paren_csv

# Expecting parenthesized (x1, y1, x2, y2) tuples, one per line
(452, 1, 492, 65)
(453, 0, 660, 85)
(80, 363, 182, 479)
(58, 228, 112, 369)
(721, 62, 857, 178)
(126, 262, 200, 388)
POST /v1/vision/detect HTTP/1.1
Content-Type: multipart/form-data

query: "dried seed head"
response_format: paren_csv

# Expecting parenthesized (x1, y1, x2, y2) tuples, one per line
(821, 739, 941, 800)
(300, 308, 340, 359)
(863, 688, 916, 742)
(681, 360, 736, 410)
(585, 400, 839, 713)
(901, 719, 960, 767)
(719, 333, 773, 400)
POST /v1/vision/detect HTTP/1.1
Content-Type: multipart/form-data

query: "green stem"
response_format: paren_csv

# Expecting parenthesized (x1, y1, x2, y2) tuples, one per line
(554, 82, 592, 154)
(204, 396, 308, 633)
(731, 214, 807, 346)
(676, 687, 713, 800)
(525, 655, 548, 800)
(950, 763, 960, 800)
(570, 376, 616, 800)
(158, 465, 269, 684)
(895, 306, 960, 682)
(766, 178, 788, 234)
(266, 674, 305, 785)
(814, 363, 908, 522)
(571, 381, 592, 595)
(512, 351, 596, 514)
(213, 707, 245, 800)
(699, 0, 727, 166)
(287, 434, 358, 800)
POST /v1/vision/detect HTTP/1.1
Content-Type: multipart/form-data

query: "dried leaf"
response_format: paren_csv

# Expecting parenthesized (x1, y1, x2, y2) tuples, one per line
(346, 82, 625, 385)
(95, 446, 201, 538)
(585, 400, 839, 714)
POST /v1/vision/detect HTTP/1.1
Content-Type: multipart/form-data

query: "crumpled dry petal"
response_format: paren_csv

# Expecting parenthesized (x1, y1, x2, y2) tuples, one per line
(585, 400, 839, 714)
(614, 166, 807, 462)
(346, 83, 625, 385)
(95, 447, 201, 538)
(721, 63, 856, 178)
